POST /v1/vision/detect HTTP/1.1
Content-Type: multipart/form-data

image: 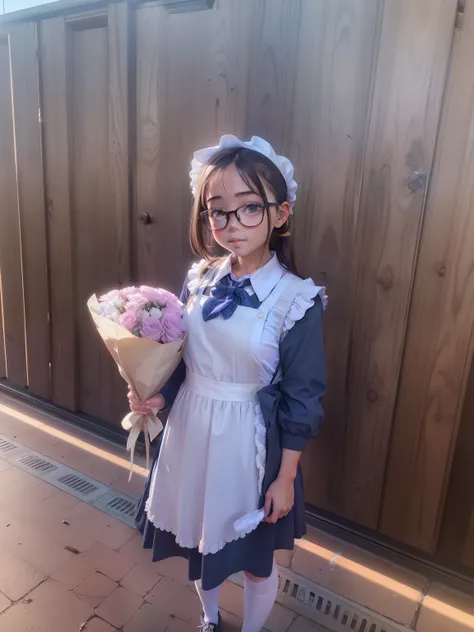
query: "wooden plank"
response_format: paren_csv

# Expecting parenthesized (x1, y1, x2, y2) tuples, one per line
(0, 38, 27, 388)
(277, 1, 380, 514)
(380, 1, 474, 552)
(108, 2, 132, 287)
(244, 0, 302, 144)
(71, 19, 128, 424)
(72, 22, 111, 421)
(39, 17, 77, 410)
(9, 22, 51, 399)
(341, 0, 457, 527)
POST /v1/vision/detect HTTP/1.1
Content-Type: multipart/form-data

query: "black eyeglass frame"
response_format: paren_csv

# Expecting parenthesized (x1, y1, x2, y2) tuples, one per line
(200, 202, 278, 231)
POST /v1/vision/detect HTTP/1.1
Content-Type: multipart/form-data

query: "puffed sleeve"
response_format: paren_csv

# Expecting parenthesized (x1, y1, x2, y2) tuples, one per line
(277, 296, 326, 451)
(159, 277, 189, 411)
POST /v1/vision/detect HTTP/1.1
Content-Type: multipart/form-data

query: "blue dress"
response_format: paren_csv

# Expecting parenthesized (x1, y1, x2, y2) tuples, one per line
(135, 256, 326, 589)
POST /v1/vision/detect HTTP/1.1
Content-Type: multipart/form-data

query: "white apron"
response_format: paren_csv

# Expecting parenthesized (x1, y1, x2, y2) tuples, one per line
(145, 272, 299, 555)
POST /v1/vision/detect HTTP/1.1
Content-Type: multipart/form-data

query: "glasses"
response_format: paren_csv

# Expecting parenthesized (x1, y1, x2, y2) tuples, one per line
(200, 203, 277, 231)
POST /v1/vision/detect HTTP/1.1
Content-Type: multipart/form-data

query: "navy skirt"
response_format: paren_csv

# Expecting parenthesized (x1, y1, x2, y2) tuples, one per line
(135, 440, 306, 590)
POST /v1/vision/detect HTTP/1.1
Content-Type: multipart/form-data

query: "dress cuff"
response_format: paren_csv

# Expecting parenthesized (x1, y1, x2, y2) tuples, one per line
(280, 431, 308, 452)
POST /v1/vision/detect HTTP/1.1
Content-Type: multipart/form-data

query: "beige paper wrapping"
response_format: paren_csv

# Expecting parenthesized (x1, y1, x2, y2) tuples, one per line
(87, 294, 186, 479)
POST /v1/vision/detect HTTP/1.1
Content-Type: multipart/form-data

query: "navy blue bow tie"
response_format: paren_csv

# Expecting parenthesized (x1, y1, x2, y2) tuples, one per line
(202, 275, 261, 322)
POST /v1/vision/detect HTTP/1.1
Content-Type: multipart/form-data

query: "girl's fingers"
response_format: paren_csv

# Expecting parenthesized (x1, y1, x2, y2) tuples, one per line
(267, 505, 279, 524)
(264, 492, 273, 519)
(145, 394, 165, 410)
(264, 505, 290, 524)
(129, 395, 152, 415)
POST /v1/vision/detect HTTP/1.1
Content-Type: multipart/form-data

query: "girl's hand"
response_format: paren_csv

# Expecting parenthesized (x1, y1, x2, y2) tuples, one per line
(263, 476, 295, 524)
(127, 387, 165, 416)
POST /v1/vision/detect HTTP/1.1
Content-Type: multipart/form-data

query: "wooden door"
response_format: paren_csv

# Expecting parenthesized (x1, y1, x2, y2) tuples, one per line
(39, 4, 132, 423)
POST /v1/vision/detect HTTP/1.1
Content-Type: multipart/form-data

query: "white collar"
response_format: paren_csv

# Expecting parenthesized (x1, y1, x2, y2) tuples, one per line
(212, 253, 285, 302)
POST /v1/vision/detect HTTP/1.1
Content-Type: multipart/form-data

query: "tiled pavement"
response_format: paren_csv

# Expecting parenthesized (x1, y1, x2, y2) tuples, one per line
(0, 392, 327, 632)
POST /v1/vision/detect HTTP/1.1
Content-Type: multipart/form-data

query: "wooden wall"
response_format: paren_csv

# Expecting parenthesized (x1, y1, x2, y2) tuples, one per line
(1, 0, 474, 573)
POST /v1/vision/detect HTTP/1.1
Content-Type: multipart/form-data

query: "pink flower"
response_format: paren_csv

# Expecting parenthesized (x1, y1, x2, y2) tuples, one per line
(99, 289, 120, 302)
(140, 317, 164, 341)
(162, 289, 183, 308)
(127, 295, 147, 315)
(139, 286, 168, 304)
(162, 309, 186, 343)
(165, 300, 183, 317)
(119, 311, 138, 332)
(119, 286, 138, 299)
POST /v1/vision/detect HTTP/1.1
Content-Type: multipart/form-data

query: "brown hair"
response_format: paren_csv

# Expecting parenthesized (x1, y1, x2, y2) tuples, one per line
(189, 146, 300, 277)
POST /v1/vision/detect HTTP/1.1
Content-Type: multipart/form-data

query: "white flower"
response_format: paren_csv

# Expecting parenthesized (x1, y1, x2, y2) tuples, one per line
(112, 297, 125, 311)
(149, 306, 163, 319)
(100, 301, 121, 322)
(141, 307, 162, 320)
(189, 134, 298, 212)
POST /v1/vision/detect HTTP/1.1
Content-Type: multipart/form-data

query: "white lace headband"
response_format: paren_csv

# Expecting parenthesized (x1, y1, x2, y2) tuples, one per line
(189, 134, 297, 213)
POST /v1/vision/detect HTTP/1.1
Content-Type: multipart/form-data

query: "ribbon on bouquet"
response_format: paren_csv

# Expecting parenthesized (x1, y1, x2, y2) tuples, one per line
(122, 411, 163, 481)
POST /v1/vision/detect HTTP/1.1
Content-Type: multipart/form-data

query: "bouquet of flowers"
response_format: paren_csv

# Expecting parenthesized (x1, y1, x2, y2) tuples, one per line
(87, 286, 186, 478)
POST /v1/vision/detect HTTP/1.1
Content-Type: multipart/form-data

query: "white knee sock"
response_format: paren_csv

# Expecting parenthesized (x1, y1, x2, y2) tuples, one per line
(242, 565, 279, 632)
(194, 580, 221, 625)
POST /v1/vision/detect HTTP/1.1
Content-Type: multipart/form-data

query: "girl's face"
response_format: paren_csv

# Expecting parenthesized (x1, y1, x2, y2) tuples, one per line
(204, 164, 290, 259)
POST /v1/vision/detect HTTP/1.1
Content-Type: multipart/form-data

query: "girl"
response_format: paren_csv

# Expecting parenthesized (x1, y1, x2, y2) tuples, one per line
(131, 135, 327, 632)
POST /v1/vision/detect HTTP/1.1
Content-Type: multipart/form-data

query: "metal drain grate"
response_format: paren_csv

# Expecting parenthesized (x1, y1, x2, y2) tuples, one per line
(0, 438, 17, 454)
(107, 496, 136, 517)
(51, 470, 108, 502)
(56, 473, 101, 497)
(17, 454, 58, 474)
(93, 490, 137, 528)
(6, 446, 109, 501)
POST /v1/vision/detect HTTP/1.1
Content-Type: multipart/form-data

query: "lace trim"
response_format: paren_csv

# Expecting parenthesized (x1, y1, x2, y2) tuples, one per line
(187, 259, 207, 295)
(145, 499, 260, 555)
(282, 279, 327, 336)
(254, 403, 266, 495)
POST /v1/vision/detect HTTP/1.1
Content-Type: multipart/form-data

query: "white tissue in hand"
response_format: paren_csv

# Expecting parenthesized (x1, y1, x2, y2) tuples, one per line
(234, 509, 266, 534)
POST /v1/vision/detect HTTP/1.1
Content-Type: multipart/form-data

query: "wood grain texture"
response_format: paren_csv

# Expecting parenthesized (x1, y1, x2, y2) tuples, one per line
(278, 0, 380, 513)
(135, 1, 254, 292)
(437, 359, 474, 568)
(109, 2, 132, 287)
(380, 1, 474, 552)
(71, 20, 127, 424)
(9, 22, 51, 399)
(40, 16, 77, 410)
(341, 0, 457, 527)
(0, 39, 27, 387)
